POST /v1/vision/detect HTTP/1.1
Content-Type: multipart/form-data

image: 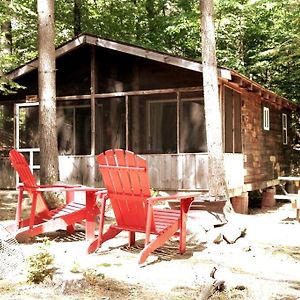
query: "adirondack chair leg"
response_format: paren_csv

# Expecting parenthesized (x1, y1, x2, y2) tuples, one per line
(138, 222, 179, 264)
(85, 191, 98, 240)
(179, 211, 187, 254)
(29, 192, 38, 229)
(66, 191, 76, 233)
(87, 226, 122, 254)
(179, 197, 193, 254)
(129, 231, 136, 246)
(66, 225, 75, 234)
(15, 187, 24, 230)
(145, 201, 154, 245)
(65, 190, 77, 234)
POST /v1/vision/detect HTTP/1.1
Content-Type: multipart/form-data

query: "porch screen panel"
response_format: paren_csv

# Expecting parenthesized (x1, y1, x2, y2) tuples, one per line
(233, 90, 242, 153)
(225, 87, 234, 153)
(57, 101, 91, 155)
(224, 86, 242, 153)
(75, 107, 91, 155)
(128, 93, 176, 154)
(18, 106, 39, 149)
(149, 101, 176, 154)
(180, 91, 207, 153)
(95, 97, 125, 153)
(0, 104, 14, 156)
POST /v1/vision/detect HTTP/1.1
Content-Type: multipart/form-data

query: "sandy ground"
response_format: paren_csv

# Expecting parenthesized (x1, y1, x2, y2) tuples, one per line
(0, 192, 300, 299)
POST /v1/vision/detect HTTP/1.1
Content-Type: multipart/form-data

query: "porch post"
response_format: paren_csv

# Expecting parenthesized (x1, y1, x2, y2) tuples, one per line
(90, 46, 96, 156)
(125, 95, 129, 150)
(261, 187, 276, 208)
(231, 192, 249, 214)
(176, 91, 180, 154)
(90, 46, 96, 186)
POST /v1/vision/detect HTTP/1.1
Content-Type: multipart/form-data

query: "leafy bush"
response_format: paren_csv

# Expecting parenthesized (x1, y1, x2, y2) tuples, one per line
(83, 268, 105, 285)
(26, 240, 55, 284)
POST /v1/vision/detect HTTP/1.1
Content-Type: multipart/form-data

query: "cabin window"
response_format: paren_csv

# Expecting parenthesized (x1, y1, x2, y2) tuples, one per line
(282, 113, 288, 145)
(224, 86, 242, 153)
(57, 102, 91, 155)
(0, 104, 14, 156)
(263, 106, 270, 131)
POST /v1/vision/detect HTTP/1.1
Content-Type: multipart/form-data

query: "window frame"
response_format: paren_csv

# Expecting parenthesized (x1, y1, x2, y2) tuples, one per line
(282, 113, 288, 145)
(263, 106, 270, 131)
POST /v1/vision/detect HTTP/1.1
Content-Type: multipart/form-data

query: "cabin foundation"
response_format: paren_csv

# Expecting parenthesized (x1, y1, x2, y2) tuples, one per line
(261, 187, 276, 208)
(231, 192, 249, 214)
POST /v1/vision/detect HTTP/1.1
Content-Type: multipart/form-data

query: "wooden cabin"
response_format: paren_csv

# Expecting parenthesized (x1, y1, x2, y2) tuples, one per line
(0, 33, 298, 210)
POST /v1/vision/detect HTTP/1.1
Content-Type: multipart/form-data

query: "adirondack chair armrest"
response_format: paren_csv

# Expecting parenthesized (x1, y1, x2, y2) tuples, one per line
(36, 184, 82, 189)
(34, 185, 105, 192)
(147, 192, 203, 204)
(95, 189, 108, 198)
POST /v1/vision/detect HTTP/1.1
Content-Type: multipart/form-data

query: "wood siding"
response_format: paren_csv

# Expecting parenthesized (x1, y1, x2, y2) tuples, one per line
(241, 87, 291, 190)
(0, 158, 15, 189)
(58, 153, 244, 196)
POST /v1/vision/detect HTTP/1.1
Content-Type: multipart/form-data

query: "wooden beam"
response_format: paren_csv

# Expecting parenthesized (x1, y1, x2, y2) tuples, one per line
(90, 46, 96, 156)
(85, 35, 204, 73)
(176, 91, 180, 154)
(125, 95, 129, 150)
(7, 35, 86, 80)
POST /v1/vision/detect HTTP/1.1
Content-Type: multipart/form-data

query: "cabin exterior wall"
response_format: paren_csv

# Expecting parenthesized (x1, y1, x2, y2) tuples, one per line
(0, 40, 297, 196)
(226, 82, 293, 191)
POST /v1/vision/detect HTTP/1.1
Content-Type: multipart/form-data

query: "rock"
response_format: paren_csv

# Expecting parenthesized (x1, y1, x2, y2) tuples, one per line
(186, 223, 207, 244)
(206, 226, 225, 244)
(221, 223, 247, 244)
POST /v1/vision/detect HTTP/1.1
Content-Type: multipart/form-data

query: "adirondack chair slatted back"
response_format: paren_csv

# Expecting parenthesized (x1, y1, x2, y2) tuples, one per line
(97, 149, 155, 232)
(9, 149, 49, 214)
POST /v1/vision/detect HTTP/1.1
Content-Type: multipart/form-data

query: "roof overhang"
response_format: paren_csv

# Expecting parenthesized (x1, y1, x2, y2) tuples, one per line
(7, 34, 205, 80)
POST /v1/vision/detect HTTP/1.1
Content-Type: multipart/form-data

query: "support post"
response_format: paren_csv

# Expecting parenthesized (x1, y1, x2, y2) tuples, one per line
(231, 192, 249, 214)
(262, 187, 276, 208)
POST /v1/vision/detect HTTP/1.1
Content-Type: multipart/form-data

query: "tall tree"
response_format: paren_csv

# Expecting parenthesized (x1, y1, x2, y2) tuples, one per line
(37, 0, 60, 207)
(73, 0, 81, 36)
(200, 0, 230, 206)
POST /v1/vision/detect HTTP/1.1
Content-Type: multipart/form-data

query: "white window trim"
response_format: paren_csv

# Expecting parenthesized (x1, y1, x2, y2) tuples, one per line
(282, 113, 288, 145)
(263, 106, 270, 131)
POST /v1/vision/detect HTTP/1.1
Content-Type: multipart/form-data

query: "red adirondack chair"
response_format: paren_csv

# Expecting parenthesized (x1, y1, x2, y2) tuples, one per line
(9, 149, 103, 241)
(88, 149, 201, 264)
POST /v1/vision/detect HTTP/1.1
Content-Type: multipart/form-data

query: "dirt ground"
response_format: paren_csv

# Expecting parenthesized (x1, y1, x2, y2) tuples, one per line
(0, 192, 300, 300)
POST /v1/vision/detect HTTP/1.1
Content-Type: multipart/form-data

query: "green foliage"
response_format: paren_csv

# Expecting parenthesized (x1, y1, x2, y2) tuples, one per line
(215, 0, 300, 103)
(26, 239, 56, 284)
(70, 261, 82, 273)
(83, 268, 105, 285)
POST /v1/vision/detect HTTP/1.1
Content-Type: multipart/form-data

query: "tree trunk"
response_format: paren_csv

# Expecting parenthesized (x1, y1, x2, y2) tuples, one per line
(74, 0, 81, 36)
(1, 21, 12, 56)
(37, 0, 60, 208)
(0, 0, 12, 56)
(200, 0, 231, 208)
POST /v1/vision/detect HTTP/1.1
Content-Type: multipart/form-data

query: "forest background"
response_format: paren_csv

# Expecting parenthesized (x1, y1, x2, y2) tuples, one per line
(0, 0, 299, 104)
